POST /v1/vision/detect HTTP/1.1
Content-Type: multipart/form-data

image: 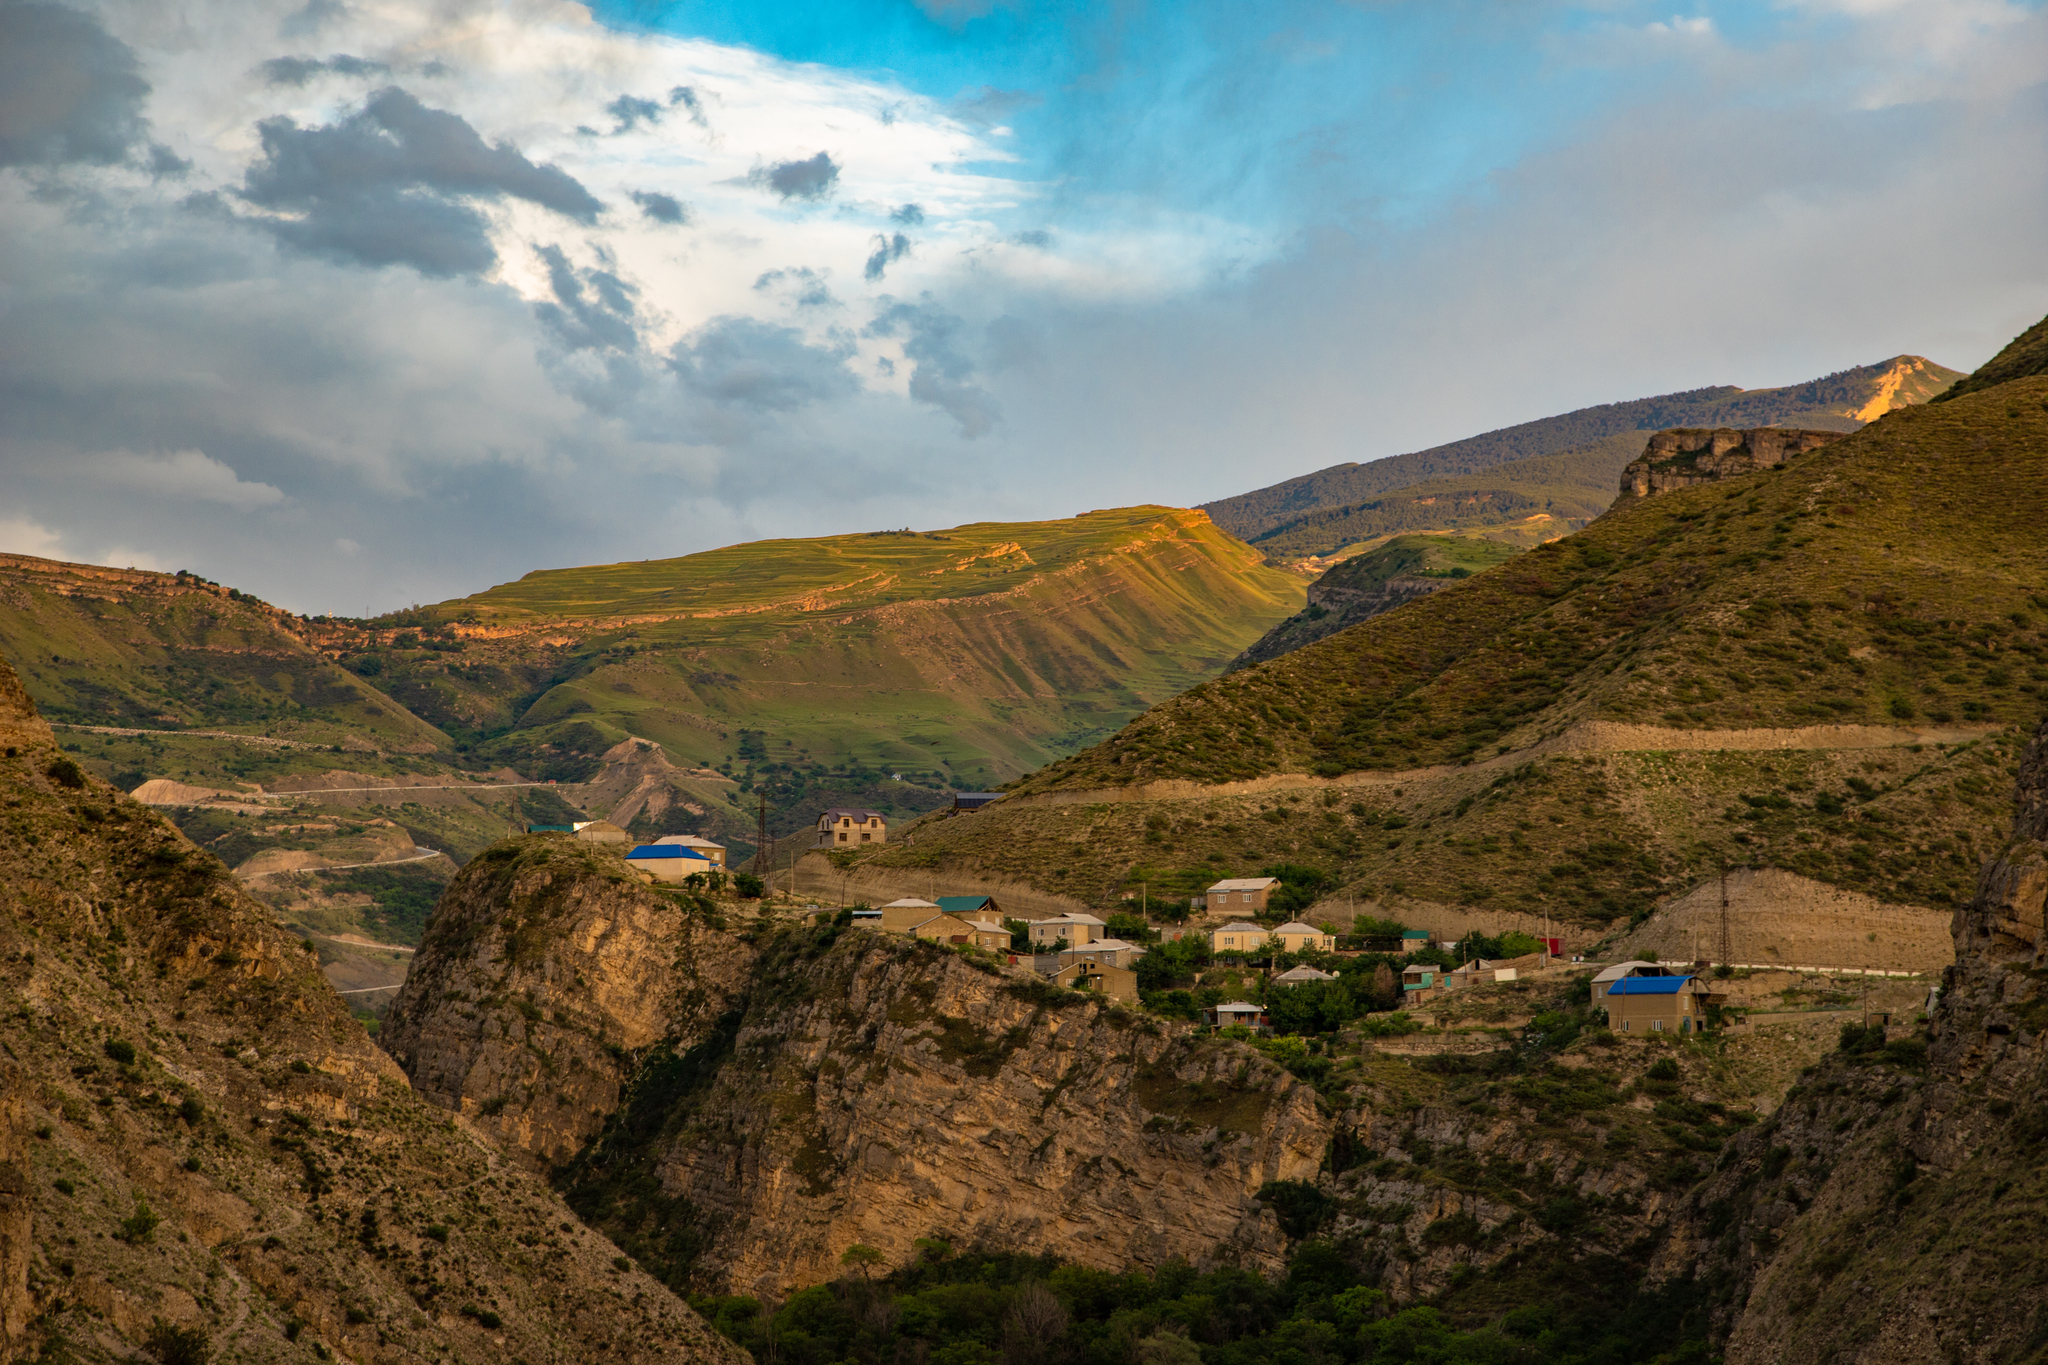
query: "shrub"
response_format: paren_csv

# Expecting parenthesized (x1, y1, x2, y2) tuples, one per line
(103, 1039, 137, 1066)
(119, 1197, 162, 1243)
(144, 1319, 210, 1365)
(45, 757, 87, 789)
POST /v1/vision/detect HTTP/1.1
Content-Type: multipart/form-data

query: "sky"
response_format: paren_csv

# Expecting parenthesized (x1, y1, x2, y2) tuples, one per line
(0, 0, 2042, 616)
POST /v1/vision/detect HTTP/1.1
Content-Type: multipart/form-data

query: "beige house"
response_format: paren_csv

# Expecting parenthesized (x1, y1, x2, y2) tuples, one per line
(1210, 921, 1270, 954)
(958, 919, 1013, 951)
(876, 898, 943, 933)
(1590, 961, 1665, 1002)
(1205, 877, 1278, 913)
(1057, 939, 1144, 970)
(572, 820, 629, 844)
(817, 808, 888, 848)
(1273, 965, 1338, 988)
(1271, 920, 1335, 953)
(910, 913, 981, 945)
(1053, 960, 1137, 1004)
(1025, 913, 1105, 947)
(1602, 975, 1714, 1035)
(654, 834, 726, 868)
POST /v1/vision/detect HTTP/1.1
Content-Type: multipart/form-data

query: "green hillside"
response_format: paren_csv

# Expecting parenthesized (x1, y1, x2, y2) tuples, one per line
(856, 343, 2046, 923)
(331, 508, 1305, 841)
(1204, 354, 1961, 543)
(1933, 311, 2048, 404)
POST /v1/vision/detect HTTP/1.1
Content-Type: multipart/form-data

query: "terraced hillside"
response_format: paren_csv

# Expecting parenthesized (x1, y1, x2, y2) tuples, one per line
(326, 507, 1304, 840)
(857, 339, 2047, 939)
(1206, 354, 1961, 557)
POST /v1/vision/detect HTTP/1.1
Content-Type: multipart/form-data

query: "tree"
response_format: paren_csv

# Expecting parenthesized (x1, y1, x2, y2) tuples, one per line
(1370, 962, 1396, 1012)
(839, 1243, 886, 1278)
(733, 871, 765, 899)
(1003, 1282, 1068, 1365)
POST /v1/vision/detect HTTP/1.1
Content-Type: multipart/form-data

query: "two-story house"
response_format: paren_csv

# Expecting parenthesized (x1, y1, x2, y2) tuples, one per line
(816, 808, 888, 848)
(1204, 877, 1278, 913)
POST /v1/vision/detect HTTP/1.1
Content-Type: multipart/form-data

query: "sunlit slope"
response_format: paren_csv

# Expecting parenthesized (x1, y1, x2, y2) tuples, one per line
(0, 554, 444, 749)
(412, 508, 1306, 783)
(1021, 379, 2048, 794)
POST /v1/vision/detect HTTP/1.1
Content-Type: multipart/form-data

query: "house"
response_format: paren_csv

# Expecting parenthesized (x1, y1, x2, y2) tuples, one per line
(1202, 1001, 1271, 1033)
(1024, 913, 1105, 947)
(653, 834, 726, 868)
(909, 913, 981, 945)
(816, 808, 887, 848)
(1273, 965, 1338, 989)
(1205, 877, 1279, 913)
(876, 898, 944, 933)
(1400, 930, 1433, 952)
(1271, 921, 1335, 953)
(1057, 938, 1145, 970)
(1053, 960, 1138, 1004)
(1400, 965, 1441, 999)
(1590, 961, 1669, 1004)
(957, 919, 1013, 951)
(951, 792, 1003, 811)
(624, 844, 717, 883)
(935, 894, 1005, 921)
(1601, 975, 1714, 1034)
(849, 906, 883, 925)
(572, 820, 629, 844)
(1209, 922, 1270, 955)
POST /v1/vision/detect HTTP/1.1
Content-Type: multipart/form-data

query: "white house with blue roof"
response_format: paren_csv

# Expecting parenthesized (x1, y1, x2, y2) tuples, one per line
(625, 843, 718, 884)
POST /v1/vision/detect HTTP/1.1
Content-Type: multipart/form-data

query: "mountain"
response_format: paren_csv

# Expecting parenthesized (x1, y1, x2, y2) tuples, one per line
(844, 324, 2046, 937)
(1932, 310, 2048, 404)
(1653, 713, 2048, 1363)
(1230, 534, 1524, 669)
(0, 653, 740, 1365)
(323, 507, 1304, 846)
(1202, 354, 1962, 552)
(382, 839, 1325, 1296)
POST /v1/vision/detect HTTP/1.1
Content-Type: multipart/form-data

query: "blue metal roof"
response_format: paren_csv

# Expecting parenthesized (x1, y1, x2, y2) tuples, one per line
(626, 845, 711, 860)
(1607, 976, 1693, 996)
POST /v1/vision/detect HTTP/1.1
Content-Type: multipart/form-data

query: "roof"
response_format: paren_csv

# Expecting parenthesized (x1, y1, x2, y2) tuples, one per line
(1275, 965, 1338, 982)
(935, 895, 995, 914)
(960, 919, 1007, 933)
(952, 792, 1003, 806)
(573, 820, 624, 832)
(1272, 921, 1326, 935)
(525, 824, 573, 832)
(1071, 938, 1139, 952)
(1212, 922, 1267, 934)
(654, 835, 724, 850)
(625, 845, 712, 860)
(850, 908, 882, 918)
(1207, 877, 1278, 893)
(820, 808, 885, 822)
(882, 898, 939, 909)
(1591, 960, 1666, 984)
(1605, 975, 1695, 996)
(1401, 930, 1432, 939)
(1212, 1001, 1266, 1014)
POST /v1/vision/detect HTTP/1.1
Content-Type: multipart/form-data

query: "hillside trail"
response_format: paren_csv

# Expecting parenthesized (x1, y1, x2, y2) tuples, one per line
(237, 849, 443, 880)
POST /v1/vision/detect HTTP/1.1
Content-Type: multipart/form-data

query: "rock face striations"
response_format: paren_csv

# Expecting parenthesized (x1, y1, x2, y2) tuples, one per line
(0, 655, 742, 1365)
(386, 850, 1330, 1298)
(1611, 426, 1845, 507)
(1653, 715, 2048, 1363)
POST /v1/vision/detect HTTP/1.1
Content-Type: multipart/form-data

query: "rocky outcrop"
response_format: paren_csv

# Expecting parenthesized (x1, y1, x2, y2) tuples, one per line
(555, 927, 1329, 1297)
(1612, 426, 1845, 506)
(381, 836, 756, 1168)
(0, 1064, 30, 1358)
(1231, 573, 1447, 669)
(1654, 717, 2048, 1363)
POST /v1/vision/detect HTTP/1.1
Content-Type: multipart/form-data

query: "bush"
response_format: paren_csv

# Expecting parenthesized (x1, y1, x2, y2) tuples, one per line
(144, 1319, 210, 1365)
(103, 1039, 137, 1066)
(119, 1197, 162, 1243)
(45, 756, 87, 789)
(732, 872, 765, 899)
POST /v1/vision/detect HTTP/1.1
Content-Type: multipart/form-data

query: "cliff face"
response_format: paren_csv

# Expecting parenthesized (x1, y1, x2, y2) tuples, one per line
(381, 838, 756, 1168)
(0, 655, 741, 1365)
(1613, 426, 1846, 505)
(1655, 717, 2048, 1363)
(559, 927, 1328, 1296)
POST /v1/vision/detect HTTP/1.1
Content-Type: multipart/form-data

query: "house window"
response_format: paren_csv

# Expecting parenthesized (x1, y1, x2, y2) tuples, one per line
(1652, 1020, 1664, 1032)
(861, 833, 871, 842)
(838, 833, 848, 843)
(1622, 1020, 1630, 1031)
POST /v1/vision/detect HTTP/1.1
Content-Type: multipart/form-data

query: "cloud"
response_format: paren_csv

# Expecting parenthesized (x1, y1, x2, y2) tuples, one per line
(90, 450, 287, 511)
(1010, 229, 1051, 248)
(532, 243, 639, 352)
(890, 203, 925, 225)
(239, 86, 603, 276)
(750, 151, 839, 201)
(754, 267, 838, 309)
(628, 188, 689, 224)
(866, 298, 1000, 437)
(336, 537, 361, 555)
(257, 53, 390, 86)
(0, 1, 148, 167)
(950, 86, 1039, 127)
(668, 85, 710, 129)
(0, 517, 67, 560)
(863, 232, 913, 281)
(669, 316, 858, 410)
(605, 93, 664, 133)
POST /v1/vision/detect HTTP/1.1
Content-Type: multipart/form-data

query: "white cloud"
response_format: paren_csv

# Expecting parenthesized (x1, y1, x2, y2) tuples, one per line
(89, 449, 288, 510)
(0, 518, 68, 561)
(336, 537, 362, 555)
(1644, 17, 1715, 36)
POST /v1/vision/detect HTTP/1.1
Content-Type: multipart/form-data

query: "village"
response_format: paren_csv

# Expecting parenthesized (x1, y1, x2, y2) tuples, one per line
(524, 798, 1771, 1044)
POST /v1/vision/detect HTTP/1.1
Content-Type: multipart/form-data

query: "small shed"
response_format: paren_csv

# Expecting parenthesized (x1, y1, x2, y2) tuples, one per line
(1202, 1001, 1271, 1034)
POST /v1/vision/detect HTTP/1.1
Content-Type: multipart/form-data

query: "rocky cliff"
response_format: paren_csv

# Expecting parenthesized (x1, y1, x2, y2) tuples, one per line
(0, 655, 741, 1365)
(381, 838, 756, 1168)
(1612, 425, 1846, 506)
(1652, 714, 2048, 1362)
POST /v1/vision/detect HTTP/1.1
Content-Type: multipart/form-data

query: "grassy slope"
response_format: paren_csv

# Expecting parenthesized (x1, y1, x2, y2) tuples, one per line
(348, 508, 1306, 791)
(0, 556, 442, 750)
(863, 376, 2047, 922)
(1932, 311, 2048, 404)
(1315, 534, 1526, 595)
(1206, 355, 1962, 544)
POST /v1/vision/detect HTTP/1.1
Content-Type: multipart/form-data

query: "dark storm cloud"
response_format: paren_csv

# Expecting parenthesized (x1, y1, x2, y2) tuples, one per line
(532, 244, 638, 352)
(749, 151, 838, 201)
(240, 87, 602, 276)
(278, 0, 348, 39)
(628, 189, 688, 224)
(257, 53, 390, 87)
(0, 1, 149, 168)
(890, 203, 924, 226)
(146, 143, 192, 179)
(863, 232, 912, 281)
(669, 316, 858, 410)
(865, 298, 999, 437)
(754, 267, 837, 309)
